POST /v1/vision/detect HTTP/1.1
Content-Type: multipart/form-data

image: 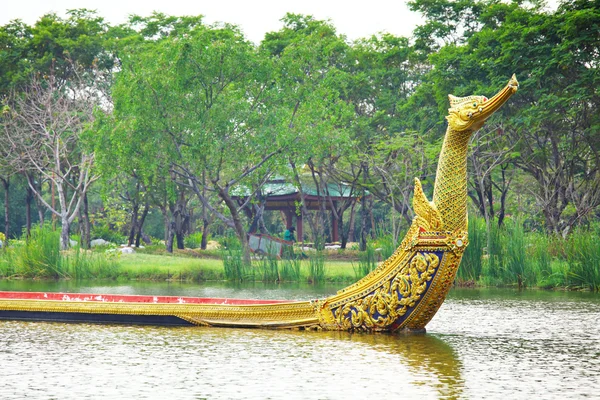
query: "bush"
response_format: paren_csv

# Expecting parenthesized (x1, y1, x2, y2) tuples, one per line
(10, 224, 65, 278)
(91, 224, 126, 245)
(184, 232, 203, 249)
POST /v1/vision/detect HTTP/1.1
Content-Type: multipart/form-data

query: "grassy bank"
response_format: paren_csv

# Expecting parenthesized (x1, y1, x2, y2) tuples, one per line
(0, 225, 358, 283)
(1, 222, 599, 291)
(117, 253, 356, 283)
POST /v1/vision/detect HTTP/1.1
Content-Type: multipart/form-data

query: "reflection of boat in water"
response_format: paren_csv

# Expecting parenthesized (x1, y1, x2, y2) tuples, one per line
(338, 332, 464, 399)
(0, 76, 518, 332)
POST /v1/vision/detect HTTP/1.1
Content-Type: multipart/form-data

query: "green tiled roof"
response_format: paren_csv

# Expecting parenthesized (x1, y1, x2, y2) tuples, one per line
(231, 179, 362, 198)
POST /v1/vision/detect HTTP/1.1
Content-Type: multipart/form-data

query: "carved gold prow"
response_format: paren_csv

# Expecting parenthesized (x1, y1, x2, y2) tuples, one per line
(413, 178, 443, 231)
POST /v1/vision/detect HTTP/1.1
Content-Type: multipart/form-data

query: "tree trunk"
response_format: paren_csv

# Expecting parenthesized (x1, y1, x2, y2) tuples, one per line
(360, 199, 368, 251)
(80, 193, 90, 249)
(128, 203, 140, 246)
(348, 201, 357, 243)
(359, 164, 370, 251)
(369, 196, 376, 239)
(174, 191, 189, 250)
(135, 203, 149, 248)
(159, 205, 170, 244)
(60, 214, 70, 250)
(218, 186, 250, 265)
(176, 231, 185, 250)
(200, 168, 210, 251)
(1, 178, 9, 245)
(201, 218, 209, 250)
(26, 184, 33, 237)
(166, 219, 175, 253)
(339, 210, 346, 249)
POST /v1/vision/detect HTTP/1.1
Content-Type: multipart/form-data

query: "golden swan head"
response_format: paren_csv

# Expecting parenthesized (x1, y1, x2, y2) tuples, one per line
(446, 74, 519, 132)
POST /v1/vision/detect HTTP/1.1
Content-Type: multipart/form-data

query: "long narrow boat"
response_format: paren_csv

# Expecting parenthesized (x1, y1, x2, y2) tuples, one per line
(0, 76, 518, 332)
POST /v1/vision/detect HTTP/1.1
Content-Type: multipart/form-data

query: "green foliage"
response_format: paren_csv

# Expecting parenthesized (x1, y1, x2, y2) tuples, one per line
(503, 218, 532, 287)
(529, 233, 554, 288)
(8, 224, 65, 278)
(257, 254, 280, 282)
(458, 216, 600, 291)
(64, 249, 120, 279)
(91, 224, 126, 245)
(373, 233, 396, 260)
(220, 238, 250, 282)
(184, 232, 203, 249)
(3, 3, 600, 286)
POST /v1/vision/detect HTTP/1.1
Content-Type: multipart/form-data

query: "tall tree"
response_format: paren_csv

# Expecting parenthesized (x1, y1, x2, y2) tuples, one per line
(2, 69, 101, 249)
(101, 22, 289, 260)
(262, 14, 354, 244)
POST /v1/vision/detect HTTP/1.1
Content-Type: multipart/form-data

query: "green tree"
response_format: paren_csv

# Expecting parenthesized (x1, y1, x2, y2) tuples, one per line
(101, 22, 286, 260)
(262, 14, 355, 244)
(411, 0, 600, 236)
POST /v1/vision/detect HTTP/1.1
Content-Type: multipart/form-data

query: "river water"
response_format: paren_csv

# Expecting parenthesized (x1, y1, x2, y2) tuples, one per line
(0, 281, 598, 399)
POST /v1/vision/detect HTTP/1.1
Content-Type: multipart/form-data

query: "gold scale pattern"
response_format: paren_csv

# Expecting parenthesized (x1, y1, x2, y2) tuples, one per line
(0, 77, 517, 332)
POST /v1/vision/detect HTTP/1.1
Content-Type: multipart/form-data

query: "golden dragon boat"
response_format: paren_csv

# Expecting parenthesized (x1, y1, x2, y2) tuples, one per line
(0, 76, 518, 332)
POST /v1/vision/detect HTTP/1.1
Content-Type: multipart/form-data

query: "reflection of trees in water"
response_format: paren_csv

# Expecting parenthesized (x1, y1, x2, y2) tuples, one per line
(324, 332, 464, 399)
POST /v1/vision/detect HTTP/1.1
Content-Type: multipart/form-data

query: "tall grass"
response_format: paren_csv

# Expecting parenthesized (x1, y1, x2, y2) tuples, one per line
(353, 242, 377, 280)
(221, 247, 248, 282)
(280, 257, 301, 282)
(453, 216, 600, 291)
(65, 249, 121, 279)
(374, 233, 397, 260)
(528, 233, 549, 286)
(7, 225, 65, 278)
(504, 218, 530, 288)
(221, 235, 244, 281)
(480, 220, 505, 286)
(257, 254, 280, 282)
(565, 231, 600, 291)
(308, 251, 326, 284)
(0, 224, 120, 279)
(458, 216, 485, 282)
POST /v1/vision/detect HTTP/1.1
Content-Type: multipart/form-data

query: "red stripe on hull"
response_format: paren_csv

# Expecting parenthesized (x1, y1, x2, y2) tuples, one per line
(0, 291, 293, 305)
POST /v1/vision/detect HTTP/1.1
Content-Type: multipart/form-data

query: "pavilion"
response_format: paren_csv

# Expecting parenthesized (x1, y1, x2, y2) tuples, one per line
(233, 178, 365, 243)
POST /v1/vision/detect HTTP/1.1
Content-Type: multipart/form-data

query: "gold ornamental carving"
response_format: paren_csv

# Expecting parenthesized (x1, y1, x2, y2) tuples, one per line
(332, 252, 440, 331)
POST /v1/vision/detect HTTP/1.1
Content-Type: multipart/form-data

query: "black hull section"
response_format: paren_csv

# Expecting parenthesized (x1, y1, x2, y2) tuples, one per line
(0, 310, 194, 326)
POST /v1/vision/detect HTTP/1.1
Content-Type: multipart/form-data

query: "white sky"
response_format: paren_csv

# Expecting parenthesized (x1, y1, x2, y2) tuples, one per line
(0, 0, 425, 43)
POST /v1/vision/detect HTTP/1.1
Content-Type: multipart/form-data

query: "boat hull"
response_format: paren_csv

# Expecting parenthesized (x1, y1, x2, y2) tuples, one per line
(0, 229, 466, 331)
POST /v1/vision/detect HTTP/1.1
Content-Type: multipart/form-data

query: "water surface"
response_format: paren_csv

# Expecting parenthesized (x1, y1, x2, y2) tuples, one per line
(0, 282, 598, 399)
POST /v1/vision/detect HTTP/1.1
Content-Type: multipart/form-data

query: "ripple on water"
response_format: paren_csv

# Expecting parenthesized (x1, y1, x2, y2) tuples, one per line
(0, 287, 598, 399)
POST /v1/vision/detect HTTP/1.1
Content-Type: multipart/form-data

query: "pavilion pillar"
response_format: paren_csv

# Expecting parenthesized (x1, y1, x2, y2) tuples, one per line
(296, 213, 303, 243)
(285, 210, 294, 229)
